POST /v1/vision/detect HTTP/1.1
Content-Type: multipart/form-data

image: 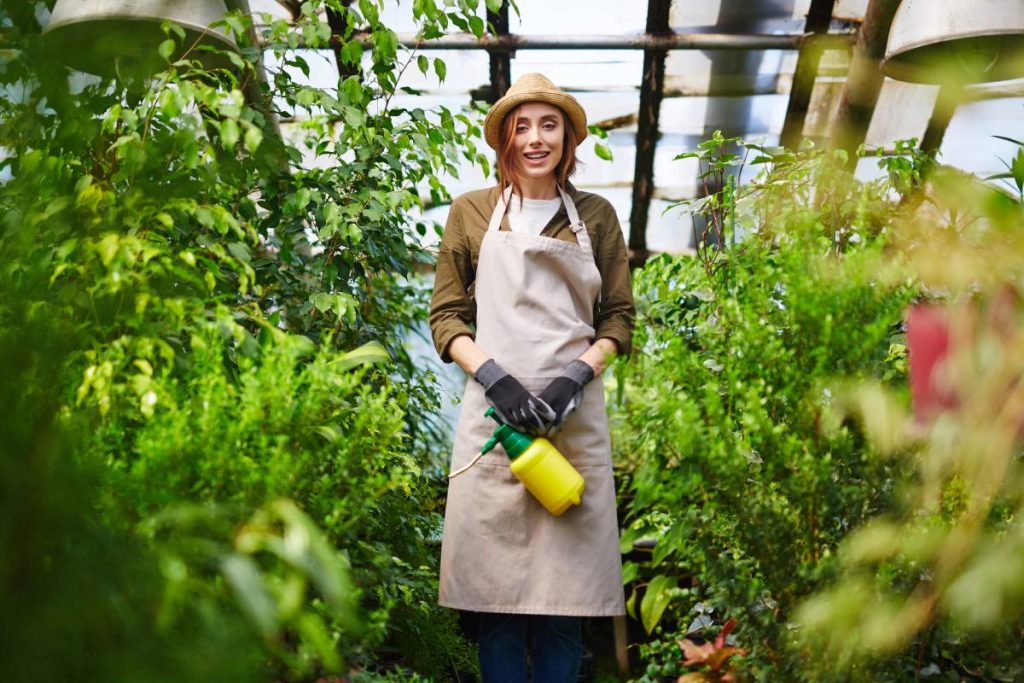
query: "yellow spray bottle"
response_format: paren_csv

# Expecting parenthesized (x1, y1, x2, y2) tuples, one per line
(479, 407, 585, 516)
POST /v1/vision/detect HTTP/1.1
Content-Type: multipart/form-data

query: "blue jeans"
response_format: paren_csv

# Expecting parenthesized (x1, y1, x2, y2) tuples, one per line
(477, 613, 582, 683)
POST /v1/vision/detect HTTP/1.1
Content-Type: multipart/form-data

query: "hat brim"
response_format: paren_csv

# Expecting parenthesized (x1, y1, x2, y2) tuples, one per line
(484, 91, 588, 150)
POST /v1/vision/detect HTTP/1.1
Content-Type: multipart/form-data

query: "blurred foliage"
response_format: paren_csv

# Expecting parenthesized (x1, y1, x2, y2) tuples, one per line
(0, 0, 487, 679)
(611, 134, 1016, 681)
(795, 139, 1024, 681)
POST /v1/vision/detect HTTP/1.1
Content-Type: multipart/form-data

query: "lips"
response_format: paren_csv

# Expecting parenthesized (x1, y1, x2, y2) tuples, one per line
(523, 151, 550, 165)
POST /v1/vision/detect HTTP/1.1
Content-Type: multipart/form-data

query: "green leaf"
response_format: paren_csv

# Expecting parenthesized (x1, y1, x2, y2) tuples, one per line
(221, 555, 278, 639)
(626, 587, 638, 620)
(220, 119, 240, 150)
(158, 39, 175, 63)
(417, 54, 429, 75)
(992, 134, 1024, 147)
(243, 124, 263, 152)
(266, 501, 351, 612)
(340, 39, 364, 66)
(468, 15, 485, 38)
(433, 57, 446, 83)
(297, 613, 342, 672)
(165, 21, 186, 41)
(641, 574, 677, 634)
(331, 340, 390, 372)
(594, 142, 613, 161)
(316, 21, 332, 45)
(226, 50, 246, 72)
(224, 14, 246, 38)
(227, 241, 251, 263)
(1011, 148, 1024, 192)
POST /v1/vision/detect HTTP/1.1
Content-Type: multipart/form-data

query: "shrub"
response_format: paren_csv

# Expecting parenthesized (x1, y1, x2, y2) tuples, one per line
(612, 137, 914, 680)
(1, 1, 487, 679)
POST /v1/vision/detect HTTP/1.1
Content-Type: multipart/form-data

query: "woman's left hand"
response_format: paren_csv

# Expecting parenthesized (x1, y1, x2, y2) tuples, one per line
(537, 359, 595, 434)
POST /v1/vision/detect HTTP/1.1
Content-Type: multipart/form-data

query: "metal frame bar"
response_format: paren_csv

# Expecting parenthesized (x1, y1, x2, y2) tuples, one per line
(779, 0, 838, 149)
(627, 0, 673, 269)
(312, 31, 854, 51)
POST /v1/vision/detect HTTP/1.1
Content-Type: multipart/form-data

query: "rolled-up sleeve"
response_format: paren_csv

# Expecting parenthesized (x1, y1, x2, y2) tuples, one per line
(593, 204, 635, 357)
(429, 200, 476, 362)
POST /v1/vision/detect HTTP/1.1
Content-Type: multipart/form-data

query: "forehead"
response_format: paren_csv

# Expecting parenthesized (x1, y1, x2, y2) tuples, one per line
(515, 102, 563, 120)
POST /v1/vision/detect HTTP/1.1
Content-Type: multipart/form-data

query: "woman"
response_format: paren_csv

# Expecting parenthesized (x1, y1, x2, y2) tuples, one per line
(429, 72, 635, 682)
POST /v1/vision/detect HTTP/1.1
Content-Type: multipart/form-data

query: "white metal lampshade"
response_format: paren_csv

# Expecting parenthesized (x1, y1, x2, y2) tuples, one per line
(43, 0, 238, 82)
(882, 0, 1024, 84)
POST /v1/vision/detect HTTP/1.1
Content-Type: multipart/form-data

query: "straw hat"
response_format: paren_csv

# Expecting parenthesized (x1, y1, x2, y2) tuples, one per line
(483, 73, 588, 150)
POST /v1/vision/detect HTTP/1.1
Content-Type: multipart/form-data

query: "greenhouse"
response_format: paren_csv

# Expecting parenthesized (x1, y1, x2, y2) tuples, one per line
(2, 0, 1023, 681)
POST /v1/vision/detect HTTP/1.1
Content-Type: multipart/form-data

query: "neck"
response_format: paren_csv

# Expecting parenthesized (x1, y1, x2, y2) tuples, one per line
(517, 176, 558, 200)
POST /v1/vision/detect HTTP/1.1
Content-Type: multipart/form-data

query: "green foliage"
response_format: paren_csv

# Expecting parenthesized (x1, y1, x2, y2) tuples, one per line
(82, 321, 470, 677)
(795, 159, 1024, 680)
(0, 246, 266, 682)
(1, 0, 485, 679)
(614, 138, 916, 681)
(620, 136, 1024, 680)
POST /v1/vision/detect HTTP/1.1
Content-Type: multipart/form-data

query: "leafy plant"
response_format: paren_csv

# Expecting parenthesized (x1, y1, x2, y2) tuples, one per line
(795, 157, 1024, 680)
(677, 619, 746, 683)
(1, 0, 490, 679)
(614, 138, 916, 681)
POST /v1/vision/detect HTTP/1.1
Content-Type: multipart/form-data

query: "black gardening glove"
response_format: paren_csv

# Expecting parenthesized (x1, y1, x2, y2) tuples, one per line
(537, 359, 595, 434)
(474, 359, 555, 433)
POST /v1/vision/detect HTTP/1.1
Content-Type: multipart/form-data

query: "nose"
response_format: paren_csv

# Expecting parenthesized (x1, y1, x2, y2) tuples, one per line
(527, 125, 542, 145)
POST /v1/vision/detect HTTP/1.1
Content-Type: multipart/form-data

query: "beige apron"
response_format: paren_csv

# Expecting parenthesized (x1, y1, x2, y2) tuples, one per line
(438, 185, 625, 617)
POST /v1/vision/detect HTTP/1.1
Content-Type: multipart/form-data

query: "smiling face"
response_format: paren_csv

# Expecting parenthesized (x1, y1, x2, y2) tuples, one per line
(511, 102, 565, 186)
(497, 100, 577, 199)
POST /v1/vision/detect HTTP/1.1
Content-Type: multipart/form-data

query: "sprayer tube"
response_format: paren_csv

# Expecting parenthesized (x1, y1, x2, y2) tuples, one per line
(448, 450, 487, 479)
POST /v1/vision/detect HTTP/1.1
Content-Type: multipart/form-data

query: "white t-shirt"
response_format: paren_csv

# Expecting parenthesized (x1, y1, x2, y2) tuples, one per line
(506, 195, 562, 235)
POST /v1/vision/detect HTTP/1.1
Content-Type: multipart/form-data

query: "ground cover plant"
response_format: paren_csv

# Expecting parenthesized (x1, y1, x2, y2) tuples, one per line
(0, 0, 501, 679)
(612, 135, 1023, 681)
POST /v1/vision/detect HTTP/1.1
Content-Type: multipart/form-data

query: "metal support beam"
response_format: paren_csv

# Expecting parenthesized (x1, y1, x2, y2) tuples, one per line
(313, 31, 853, 52)
(485, 2, 511, 103)
(627, 0, 672, 269)
(828, 0, 901, 167)
(779, 0, 837, 149)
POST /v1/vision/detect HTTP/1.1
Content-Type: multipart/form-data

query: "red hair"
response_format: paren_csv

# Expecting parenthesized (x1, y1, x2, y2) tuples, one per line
(496, 104, 578, 199)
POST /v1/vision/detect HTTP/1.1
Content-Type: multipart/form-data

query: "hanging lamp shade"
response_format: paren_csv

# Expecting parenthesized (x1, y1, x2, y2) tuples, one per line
(882, 0, 1024, 84)
(43, 0, 239, 83)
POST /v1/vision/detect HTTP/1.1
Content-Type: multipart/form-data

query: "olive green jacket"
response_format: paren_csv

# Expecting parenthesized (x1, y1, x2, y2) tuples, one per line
(429, 185, 636, 363)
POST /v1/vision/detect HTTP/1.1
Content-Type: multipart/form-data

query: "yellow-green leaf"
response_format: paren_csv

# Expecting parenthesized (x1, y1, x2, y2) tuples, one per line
(331, 340, 389, 372)
(158, 39, 175, 62)
(641, 574, 677, 634)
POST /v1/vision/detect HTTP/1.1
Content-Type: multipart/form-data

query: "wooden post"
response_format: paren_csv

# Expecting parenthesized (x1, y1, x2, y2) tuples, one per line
(627, 0, 673, 269)
(829, 0, 901, 167)
(779, 0, 838, 150)
(486, 2, 512, 103)
(921, 83, 962, 156)
(326, 0, 360, 80)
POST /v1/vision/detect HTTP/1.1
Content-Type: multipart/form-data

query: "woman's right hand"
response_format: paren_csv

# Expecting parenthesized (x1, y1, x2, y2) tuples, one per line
(474, 359, 555, 433)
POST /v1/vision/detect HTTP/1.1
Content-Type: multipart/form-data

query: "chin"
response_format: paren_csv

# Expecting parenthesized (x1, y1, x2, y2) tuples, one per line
(523, 166, 557, 180)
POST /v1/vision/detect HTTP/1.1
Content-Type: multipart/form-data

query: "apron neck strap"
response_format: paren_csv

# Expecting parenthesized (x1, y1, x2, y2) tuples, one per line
(487, 184, 514, 233)
(557, 186, 593, 255)
(486, 184, 594, 257)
